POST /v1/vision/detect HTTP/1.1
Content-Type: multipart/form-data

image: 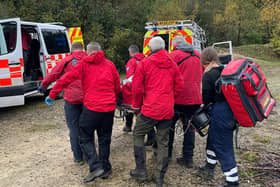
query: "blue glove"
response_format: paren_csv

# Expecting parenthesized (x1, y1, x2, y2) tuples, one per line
(45, 96, 54, 106)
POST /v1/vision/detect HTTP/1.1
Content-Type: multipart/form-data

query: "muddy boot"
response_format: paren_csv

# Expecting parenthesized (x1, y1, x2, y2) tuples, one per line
(218, 181, 239, 187)
(100, 169, 112, 179)
(176, 157, 193, 168)
(153, 157, 169, 187)
(123, 125, 132, 132)
(83, 168, 104, 183)
(130, 146, 148, 181)
(197, 163, 215, 180)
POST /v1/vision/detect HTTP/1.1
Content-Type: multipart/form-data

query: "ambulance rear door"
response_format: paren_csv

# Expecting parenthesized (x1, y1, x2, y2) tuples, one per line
(0, 18, 24, 108)
(38, 24, 71, 80)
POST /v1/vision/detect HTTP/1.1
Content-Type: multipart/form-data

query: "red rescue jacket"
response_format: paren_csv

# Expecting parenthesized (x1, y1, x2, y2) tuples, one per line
(49, 51, 121, 112)
(122, 53, 145, 105)
(170, 44, 203, 105)
(41, 51, 87, 104)
(132, 49, 184, 120)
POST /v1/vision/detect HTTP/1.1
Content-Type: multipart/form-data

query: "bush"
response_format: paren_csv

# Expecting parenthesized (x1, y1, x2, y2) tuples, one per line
(271, 23, 280, 56)
(106, 29, 143, 73)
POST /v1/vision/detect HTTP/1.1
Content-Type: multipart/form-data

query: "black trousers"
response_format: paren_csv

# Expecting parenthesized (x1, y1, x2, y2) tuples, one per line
(64, 100, 83, 161)
(125, 112, 134, 128)
(79, 106, 114, 172)
(168, 104, 200, 159)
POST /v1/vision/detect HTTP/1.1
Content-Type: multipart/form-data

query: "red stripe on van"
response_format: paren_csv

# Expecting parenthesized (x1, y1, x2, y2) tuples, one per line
(10, 67, 21, 72)
(0, 78, 12, 86)
(10, 72, 22, 78)
(0, 59, 9, 68)
(20, 58, 24, 66)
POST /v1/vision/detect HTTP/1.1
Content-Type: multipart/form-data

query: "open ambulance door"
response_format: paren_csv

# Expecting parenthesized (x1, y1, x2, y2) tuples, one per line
(212, 41, 233, 66)
(0, 18, 24, 107)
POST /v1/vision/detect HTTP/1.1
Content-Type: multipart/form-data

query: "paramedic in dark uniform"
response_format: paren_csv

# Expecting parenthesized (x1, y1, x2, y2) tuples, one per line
(198, 47, 239, 187)
(168, 36, 203, 167)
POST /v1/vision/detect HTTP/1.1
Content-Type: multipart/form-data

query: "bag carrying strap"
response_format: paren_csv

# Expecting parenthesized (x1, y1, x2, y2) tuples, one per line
(177, 52, 200, 66)
(62, 57, 76, 73)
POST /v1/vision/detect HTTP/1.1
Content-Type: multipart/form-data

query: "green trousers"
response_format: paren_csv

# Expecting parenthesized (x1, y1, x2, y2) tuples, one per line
(133, 113, 171, 180)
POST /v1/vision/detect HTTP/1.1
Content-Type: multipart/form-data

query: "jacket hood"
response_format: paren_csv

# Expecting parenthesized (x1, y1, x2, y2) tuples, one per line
(176, 43, 194, 53)
(133, 53, 145, 61)
(71, 51, 87, 60)
(83, 51, 105, 64)
(149, 49, 173, 69)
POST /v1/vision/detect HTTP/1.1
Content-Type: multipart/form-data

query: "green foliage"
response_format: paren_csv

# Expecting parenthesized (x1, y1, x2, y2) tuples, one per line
(271, 23, 280, 56)
(106, 29, 143, 72)
(241, 151, 260, 162)
(234, 44, 279, 62)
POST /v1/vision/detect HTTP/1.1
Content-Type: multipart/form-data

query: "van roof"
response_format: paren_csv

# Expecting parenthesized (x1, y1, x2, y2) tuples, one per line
(0, 17, 67, 30)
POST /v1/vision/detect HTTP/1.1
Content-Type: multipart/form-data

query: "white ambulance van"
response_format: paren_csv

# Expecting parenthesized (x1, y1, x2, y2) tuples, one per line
(0, 18, 71, 108)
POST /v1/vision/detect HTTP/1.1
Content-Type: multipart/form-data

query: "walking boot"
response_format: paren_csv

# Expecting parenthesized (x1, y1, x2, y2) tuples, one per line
(101, 169, 112, 179)
(130, 168, 148, 181)
(218, 181, 239, 187)
(123, 125, 132, 132)
(83, 168, 104, 183)
(130, 146, 148, 181)
(197, 163, 215, 180)
(176, 157, 193, 168)
(155, 179, 163, 187)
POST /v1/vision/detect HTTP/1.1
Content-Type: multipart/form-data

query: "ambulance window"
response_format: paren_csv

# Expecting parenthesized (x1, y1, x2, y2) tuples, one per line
(0, 21, 17, 55)
(42, 29, 70, 54)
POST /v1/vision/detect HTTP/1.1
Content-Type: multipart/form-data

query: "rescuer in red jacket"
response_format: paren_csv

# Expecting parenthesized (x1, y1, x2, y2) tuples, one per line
(39, 42, 87, 164)
(130, 36, 183, 187)
(122, 44, 145, 132)
(168, 36, 203, 167)
(45, 42, 121, 183)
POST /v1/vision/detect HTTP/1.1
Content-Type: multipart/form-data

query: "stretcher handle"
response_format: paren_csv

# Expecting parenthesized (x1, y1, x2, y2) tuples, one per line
(245, 64, 264, 90)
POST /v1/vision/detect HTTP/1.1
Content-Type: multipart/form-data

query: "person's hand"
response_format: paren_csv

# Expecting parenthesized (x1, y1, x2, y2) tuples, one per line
(38, 86, 47, 94)
(45, 96, 54, 106)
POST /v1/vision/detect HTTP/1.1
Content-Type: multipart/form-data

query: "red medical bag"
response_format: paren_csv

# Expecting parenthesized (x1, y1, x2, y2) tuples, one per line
(220, 59, 276, 127)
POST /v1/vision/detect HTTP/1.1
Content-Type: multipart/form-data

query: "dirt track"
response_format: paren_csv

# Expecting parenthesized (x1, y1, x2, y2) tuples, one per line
(0, 61, 279, 187)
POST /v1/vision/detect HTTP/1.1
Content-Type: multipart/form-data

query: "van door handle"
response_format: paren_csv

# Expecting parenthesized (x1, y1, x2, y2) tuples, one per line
(8, 61, 21, 66)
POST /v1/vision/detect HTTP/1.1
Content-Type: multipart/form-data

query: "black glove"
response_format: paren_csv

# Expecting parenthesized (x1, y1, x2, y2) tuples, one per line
(38, 86, 47, 94)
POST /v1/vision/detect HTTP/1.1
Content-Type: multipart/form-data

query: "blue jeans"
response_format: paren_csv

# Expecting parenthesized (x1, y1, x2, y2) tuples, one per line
(206, 101, 239, 183)
(64, 100, 83, 161)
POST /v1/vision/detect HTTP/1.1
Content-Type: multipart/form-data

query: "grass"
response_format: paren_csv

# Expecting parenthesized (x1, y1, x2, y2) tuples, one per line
(241, 151, 260, 162)
(233, 44, 280, 63)
(253, 134, 271, 144)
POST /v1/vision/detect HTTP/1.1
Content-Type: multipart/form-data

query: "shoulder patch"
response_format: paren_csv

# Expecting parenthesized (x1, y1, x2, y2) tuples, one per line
(72, 58, 79, 66)
(126, 67, 130, 71)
